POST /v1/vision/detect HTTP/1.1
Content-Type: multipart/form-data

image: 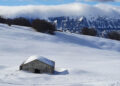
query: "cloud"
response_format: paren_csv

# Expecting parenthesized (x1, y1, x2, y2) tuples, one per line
(0, 3, 120, 19)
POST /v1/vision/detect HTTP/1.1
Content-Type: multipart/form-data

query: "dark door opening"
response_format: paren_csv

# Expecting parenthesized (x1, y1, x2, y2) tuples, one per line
(20, 66, 22, 70)
(34, 69, 40, 73)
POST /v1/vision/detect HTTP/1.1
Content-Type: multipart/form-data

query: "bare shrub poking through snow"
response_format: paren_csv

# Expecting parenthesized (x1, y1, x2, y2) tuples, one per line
(32, 19, 56, 35)
(81, 27, 97, 36)
(12, 17, 31, 27)
(0, 16, 6, 24)
(107, 31, 120, 41)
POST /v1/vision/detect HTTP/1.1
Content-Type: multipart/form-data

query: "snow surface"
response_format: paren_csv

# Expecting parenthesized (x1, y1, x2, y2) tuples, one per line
(24, 55, 55, 66)
(0, 23, 120, 86)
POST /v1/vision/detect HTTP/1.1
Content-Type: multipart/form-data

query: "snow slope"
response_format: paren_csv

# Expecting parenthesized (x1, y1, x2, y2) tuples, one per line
(0, 23, 120, 86)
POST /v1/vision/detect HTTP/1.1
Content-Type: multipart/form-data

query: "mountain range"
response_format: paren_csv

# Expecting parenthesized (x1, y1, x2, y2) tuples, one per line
(49, 16, 120, 32)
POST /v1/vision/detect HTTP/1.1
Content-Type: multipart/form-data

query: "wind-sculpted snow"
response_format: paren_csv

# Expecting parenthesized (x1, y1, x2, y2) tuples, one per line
(0, 23, 120, 86)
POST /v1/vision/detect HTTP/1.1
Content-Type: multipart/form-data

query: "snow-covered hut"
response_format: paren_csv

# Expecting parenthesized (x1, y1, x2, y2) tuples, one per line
(20, 56, 55, 74)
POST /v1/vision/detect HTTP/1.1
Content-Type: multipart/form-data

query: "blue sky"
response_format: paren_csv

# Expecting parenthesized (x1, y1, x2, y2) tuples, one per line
(0, 0, 120, 6)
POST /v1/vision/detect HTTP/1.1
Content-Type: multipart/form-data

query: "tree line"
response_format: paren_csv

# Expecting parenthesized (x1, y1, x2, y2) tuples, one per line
(0, 16, 56, 35)
(80, 27, 120, 41)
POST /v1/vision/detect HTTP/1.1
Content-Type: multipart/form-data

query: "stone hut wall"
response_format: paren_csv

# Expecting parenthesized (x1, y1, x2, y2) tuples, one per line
(20, 60, 55, 74)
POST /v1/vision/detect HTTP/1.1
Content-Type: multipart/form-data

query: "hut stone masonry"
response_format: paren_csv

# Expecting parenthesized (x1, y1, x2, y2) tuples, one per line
(20, 56, 55, 74)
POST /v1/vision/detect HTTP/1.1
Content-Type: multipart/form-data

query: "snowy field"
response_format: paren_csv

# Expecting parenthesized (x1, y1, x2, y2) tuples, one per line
(0, 23, 120, 86)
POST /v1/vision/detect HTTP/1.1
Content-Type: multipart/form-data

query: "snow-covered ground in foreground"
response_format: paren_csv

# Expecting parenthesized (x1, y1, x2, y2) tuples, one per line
(0, 23, 120, 86)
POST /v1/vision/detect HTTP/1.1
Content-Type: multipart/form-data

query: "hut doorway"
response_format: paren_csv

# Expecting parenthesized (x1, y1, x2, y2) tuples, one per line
(34, 69, 40, 73)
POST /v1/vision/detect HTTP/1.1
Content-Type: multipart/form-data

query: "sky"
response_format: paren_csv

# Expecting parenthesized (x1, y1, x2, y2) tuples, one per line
(0, 0, 120, 6)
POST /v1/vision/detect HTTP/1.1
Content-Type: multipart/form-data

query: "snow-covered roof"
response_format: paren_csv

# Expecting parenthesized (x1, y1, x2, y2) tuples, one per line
(24, 55, 55, 67)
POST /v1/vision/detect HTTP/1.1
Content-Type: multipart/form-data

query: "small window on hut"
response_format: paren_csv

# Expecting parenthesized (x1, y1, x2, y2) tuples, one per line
(34, 69, 40, 73)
